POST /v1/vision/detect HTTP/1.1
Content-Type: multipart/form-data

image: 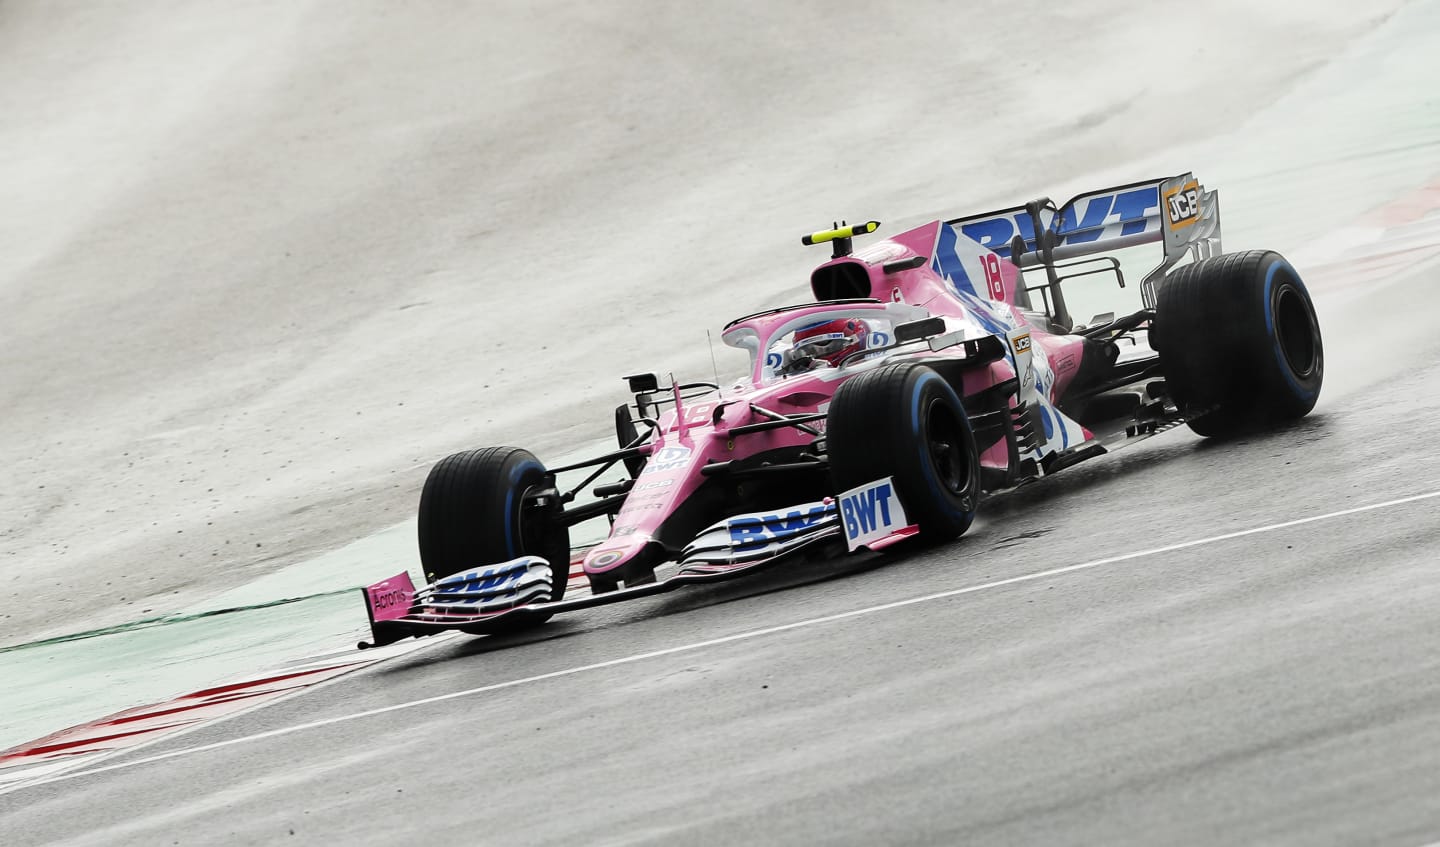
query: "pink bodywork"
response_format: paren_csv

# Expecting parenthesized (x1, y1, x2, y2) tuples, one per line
(581, 219, 1093, 581)
(363, 572, 416, 624)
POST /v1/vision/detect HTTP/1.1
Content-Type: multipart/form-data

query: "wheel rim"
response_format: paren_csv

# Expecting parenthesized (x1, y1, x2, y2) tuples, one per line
(1275, 286, 1318, 378)
(924, 397, 971, 498)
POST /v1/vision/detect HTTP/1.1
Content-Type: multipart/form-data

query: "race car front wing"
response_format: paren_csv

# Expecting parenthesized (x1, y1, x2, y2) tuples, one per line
(359, 499, 855, 648)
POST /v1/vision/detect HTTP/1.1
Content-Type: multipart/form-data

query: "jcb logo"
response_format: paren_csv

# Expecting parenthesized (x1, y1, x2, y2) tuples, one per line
(1165, 181, 1200, 230)
(1011, 333, 1032, 355)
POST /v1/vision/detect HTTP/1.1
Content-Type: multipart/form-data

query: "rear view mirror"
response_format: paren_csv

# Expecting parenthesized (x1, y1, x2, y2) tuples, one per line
(625, 373, 659, 393)
(894, 317, 946, 344)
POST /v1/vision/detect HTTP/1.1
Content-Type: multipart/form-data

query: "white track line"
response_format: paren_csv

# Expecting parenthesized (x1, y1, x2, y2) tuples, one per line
(7, 488, 1438, 795)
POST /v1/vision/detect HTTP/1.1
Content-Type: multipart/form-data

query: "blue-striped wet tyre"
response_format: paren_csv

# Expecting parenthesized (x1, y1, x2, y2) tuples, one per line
(417, 447, 570, 629)
(826, 362, 981, 543)
(1151, 250, 1323, 438)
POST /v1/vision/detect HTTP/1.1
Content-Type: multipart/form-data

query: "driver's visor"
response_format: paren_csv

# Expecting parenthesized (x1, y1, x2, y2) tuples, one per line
(802, 335, 850, 356)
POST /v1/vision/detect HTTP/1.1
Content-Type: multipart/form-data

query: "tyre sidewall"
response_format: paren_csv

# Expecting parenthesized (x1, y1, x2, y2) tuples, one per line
(1260, 258, 1323, 417)
(897, 368, 980, 529)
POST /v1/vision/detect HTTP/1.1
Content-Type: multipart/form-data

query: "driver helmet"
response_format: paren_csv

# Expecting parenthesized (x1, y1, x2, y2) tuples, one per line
(791, 317, 871, 368)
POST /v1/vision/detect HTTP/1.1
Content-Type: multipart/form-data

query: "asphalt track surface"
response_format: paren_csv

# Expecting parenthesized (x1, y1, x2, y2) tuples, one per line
(6, 2, 1440, 845)
(7, 307, 1440, 844)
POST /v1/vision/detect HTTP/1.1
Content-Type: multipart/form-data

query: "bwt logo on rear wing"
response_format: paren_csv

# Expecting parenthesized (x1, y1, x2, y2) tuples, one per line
(938, 172, 1221, 308)
(945, 173, 1220, 264)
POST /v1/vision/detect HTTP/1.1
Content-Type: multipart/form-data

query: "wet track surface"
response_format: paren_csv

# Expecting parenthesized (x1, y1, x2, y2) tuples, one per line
(5, 0, 1440, 843)
(5, 341, 1439, 844)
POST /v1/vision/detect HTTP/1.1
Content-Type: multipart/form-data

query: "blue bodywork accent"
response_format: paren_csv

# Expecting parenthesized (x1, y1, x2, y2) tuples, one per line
(840, 482, 894, 537)
(951, 184, 1163, 260)
(434, 559, 530, 595)
(953, 289, 1011, 337)
(1111, 187, 1160, 237)
(727, 505, 829, 549)
(932, 222, 976, 296)
(960, 211, 1038, 259)
(1055, 195, 1112, 245)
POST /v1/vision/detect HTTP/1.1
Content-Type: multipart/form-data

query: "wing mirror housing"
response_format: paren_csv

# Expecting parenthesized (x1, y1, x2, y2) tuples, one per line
(625, 373, 660, 393)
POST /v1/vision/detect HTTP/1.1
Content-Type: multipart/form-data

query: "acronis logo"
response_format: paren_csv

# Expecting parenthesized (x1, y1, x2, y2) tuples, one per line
(957, 185, 1162, 260)
(727, 504, 831, 548)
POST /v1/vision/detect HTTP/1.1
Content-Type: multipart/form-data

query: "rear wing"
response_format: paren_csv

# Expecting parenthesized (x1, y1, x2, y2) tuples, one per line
(944, 173, 1221, 320)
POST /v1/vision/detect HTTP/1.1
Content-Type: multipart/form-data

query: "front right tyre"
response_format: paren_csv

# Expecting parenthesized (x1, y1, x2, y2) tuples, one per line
(826, 361, 981, 543)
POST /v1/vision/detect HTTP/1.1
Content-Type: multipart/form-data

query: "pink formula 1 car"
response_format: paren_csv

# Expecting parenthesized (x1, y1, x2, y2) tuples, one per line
(360, 172, 1323, 647)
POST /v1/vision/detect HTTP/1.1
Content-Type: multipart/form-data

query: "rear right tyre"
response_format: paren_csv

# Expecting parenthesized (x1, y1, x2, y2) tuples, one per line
(1151, 250, 1323, 437)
